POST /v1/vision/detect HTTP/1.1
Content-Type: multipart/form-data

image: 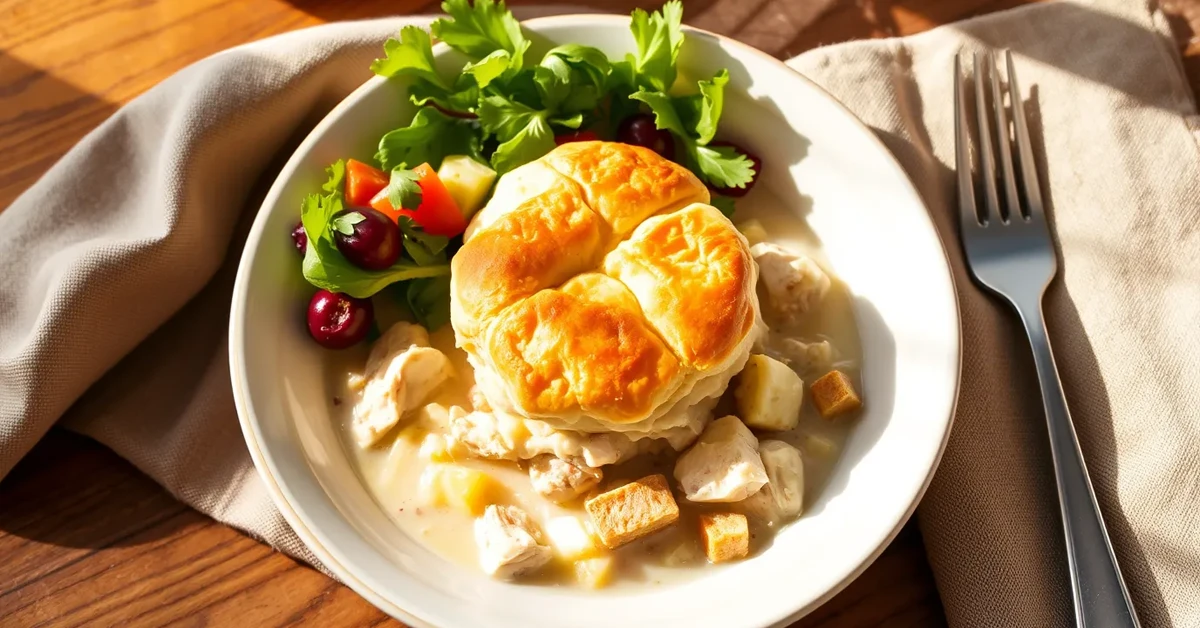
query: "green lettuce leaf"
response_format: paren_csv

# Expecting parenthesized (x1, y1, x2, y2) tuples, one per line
(490, 114, 554, 173)
(675, 68, 728, 145)
(709, 195, 736, 217)
(463, 49, 512, 89)
(376, 107, 482, 171)
(409, 74, 479, 114)
(626, 0, 683, 91)
(405, 275, 452, 331)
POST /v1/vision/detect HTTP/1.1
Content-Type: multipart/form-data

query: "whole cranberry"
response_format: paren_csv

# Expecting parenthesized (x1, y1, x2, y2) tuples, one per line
(707, 141, 762, 198)
(616, 114, 675, 161)
(307, 289, 373, 349)
(291, 221, 308, 255)
(332, 208, 401, 271)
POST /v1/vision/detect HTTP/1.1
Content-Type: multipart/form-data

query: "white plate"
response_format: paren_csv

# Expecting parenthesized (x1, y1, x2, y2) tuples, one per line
(230, 15, 960, 628)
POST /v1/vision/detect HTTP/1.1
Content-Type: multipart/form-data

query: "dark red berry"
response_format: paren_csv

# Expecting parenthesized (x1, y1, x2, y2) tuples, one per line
(307, 289, 373, 349)
(333, 208, 401, 271)
(291, 221, 308, 255)
(616, 114, 675, 161)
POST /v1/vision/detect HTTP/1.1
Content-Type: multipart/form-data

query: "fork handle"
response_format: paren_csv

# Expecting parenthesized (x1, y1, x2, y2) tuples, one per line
(1019, 302, 1140, 628)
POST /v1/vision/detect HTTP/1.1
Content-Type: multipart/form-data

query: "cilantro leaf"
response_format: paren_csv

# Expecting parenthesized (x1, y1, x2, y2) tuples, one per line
(300, 160, 449, 298)
(628, 89, 688, 136)
(629, 88, 754, 189)
(377, 107, 482, 171)
(398, 216, 449, 266)
(331, 211, 365, 236)
(431, 0, 529, 69)
(675, 68, 728, 145)
(384, 168, 423, 210)
(409, 74, 479, 114)
(692, 143, 755, 188)
(371, 26, 449, 89)
(477, 93, 540, 142)
(490, 114, 554, 173)
(406, 275, 452, 331)
(539, 44, 610, 113)
(627, 0, 684, 91)
(463, 49, 511, 89)
(709, 195, 736, 217)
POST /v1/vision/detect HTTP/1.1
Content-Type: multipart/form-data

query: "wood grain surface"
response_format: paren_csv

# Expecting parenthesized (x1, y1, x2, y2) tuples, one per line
(2, 0, 1197, 626)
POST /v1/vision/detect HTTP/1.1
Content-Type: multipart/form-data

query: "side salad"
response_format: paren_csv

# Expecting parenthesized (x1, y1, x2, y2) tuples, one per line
(297, 0, 762, 350)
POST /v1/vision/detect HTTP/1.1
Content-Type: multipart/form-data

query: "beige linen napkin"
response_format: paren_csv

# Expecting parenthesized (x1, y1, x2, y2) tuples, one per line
(2, 1, 1197, 626)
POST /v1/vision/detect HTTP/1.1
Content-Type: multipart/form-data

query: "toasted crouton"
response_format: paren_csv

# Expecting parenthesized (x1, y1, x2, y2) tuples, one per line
(584, 474, 680, 549)
(699, 513, 750, 563)
(810, 370, 862, 418)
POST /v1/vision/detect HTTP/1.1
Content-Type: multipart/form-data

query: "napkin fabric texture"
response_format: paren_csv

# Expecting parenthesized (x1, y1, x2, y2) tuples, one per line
(2, 1, 1198, 626)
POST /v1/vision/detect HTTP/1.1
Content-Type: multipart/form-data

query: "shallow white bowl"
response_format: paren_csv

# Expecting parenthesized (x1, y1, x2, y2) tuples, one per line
(230, 14, 960, 628)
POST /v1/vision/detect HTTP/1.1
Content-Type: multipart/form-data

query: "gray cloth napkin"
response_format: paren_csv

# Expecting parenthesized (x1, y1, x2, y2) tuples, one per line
(2, 1, 1198, 626)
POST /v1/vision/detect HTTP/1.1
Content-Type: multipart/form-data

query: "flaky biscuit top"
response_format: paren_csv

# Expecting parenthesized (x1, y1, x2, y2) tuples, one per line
(451, 142, 762, 434)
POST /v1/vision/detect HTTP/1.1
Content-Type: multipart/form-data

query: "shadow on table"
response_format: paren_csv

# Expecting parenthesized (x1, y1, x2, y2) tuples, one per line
(0, 430, 196, 556)
(0, 52, 119, 210)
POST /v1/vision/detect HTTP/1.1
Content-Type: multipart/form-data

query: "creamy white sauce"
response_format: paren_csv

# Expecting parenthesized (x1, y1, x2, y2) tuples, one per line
(327, 186, 863, 589)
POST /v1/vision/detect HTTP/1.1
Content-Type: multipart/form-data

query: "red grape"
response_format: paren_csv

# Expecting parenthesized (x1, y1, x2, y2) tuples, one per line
(616, 114, 675, 161)
(333, 208, 401, 271)
(307, 290, 373, 349)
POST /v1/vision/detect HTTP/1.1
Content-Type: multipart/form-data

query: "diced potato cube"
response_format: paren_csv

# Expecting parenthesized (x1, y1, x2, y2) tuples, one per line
(810, 370, 862, 418)
(545, 516, 601, 561)
(437, 154, 497, 218)
(584, 474, 680, 549)
(659, 535, 704, 567)
(698, 513, 750, 563)
(418, 433, 456, 462)
(674, 416, 768, 502)
(735, 354, 804, 431)
(419, 464, 502, 516)
(803, 434, 838, 458)
(736, 219, 768, 246)
(574, 556, 616, 589)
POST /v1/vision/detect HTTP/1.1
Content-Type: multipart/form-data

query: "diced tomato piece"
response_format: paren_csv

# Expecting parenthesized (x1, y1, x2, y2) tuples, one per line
(555, 130, 600, 145)
(370, 163, 466, 237)
(345, 159, 389, 207)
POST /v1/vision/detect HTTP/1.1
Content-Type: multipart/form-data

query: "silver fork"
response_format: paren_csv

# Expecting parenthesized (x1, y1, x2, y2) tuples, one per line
(954, 50, 1140, 628)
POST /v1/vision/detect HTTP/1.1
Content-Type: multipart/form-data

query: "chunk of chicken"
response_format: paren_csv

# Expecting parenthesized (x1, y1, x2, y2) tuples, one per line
(673, 416, 768, 502)
(351, 322, 454, 447)
(750, 243, 830, 324)
(739, 440, 805, 524)
(474, 505, 552, 579)
(528, 455, 603, 503)
(765, 335, 835, 374)
(447, 409, 639, 467)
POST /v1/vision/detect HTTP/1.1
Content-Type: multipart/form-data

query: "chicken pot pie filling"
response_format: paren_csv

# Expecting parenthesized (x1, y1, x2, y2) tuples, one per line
(330, 142, 864, 589)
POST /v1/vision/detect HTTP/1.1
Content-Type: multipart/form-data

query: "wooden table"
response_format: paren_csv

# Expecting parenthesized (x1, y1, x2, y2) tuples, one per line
(2, 1, 1198, 626)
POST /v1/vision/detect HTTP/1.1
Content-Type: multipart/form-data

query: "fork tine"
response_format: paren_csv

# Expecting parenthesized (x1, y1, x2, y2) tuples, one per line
(973, 52, 1001, 225)
(954, 53, 978, 227)
(1006, 50, 1045, 220)
(989, 51, 1020, 221)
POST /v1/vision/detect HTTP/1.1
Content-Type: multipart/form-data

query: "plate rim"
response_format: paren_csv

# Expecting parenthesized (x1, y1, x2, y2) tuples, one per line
(229, 13, 963, 628)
